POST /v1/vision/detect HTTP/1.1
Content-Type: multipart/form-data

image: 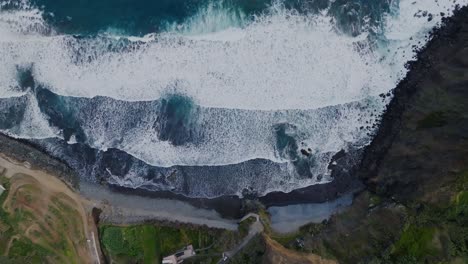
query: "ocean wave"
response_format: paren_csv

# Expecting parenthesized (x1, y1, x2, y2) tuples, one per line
(1, 1, 392, 110)
(1, 88, 380, 168)
(1, 1, 463, 109)
(0, 0, 466, 197)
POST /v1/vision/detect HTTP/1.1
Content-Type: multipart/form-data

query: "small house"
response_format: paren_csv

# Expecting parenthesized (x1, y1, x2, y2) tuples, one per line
(162, 245, 196, 264)
(0, 184, 5, 196)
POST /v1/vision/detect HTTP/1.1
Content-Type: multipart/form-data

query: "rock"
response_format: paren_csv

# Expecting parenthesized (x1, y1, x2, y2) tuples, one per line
(300, 149, 310, 157)
(302, 6, 468, 263)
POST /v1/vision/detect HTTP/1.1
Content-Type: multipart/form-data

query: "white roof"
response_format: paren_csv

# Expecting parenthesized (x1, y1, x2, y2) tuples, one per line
(162, 255, 177, 264)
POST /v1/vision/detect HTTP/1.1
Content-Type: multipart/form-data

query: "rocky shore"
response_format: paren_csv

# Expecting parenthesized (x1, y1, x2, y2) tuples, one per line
(295, 5, 468, 263)
(0, 133, 79, 188)
(0, 130, 360, 223)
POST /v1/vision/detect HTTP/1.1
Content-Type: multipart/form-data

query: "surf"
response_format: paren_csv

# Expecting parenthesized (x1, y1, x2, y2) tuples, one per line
(0, 0, 466, 198)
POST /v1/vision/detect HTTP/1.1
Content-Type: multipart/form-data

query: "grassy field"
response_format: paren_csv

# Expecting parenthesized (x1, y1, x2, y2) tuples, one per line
(100, 223, 241, 264)
(0, 172, 90, 263)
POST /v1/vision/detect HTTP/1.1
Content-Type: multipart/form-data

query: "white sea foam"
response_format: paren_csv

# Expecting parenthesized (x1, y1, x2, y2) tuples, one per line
(77, 102, 377, 167)
(1, 2, 390, 111)
(1, 1, 464, 109)
(0, 0, 467, 196)
(165, 0, 247, 36)
(1, 93, 58, 139)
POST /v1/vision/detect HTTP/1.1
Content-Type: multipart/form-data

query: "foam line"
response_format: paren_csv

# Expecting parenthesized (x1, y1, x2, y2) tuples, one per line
(0, 0, 467, 197)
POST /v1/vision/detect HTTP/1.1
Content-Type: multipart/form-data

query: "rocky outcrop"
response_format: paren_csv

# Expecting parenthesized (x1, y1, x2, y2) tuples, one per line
(300, 6, 468, 263)
(357, 6, 468, 204)
(0, 133, 79, 188)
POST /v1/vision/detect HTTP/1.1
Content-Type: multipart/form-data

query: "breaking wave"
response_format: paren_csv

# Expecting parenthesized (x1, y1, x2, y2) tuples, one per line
(0, 0, 466, 197)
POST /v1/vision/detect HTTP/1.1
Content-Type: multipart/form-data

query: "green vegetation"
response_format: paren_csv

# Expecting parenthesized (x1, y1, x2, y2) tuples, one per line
(0, 174, 88, 264)
(8, 237, 52, 262)
(0, 183, 47, 261)
(392, 226, 437, 259)
(269, 232, 299, 247)
(369, 194, 382, 208)
(0, 176, 13, 253)
(0, 175, 10, 204)
(100, 223, 241, 264)
(101, 225, 157, 263)
(286, 178, 468, 264)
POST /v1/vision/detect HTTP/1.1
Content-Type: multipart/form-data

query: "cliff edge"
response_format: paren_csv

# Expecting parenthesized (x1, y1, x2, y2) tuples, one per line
(294, 6, 468, 263)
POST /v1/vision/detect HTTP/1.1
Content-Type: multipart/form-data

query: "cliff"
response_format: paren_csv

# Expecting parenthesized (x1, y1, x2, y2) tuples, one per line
(297, 6, 468, 263)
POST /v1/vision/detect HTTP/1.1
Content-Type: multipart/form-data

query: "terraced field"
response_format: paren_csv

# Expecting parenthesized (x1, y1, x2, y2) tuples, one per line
(0, 159, 96, 263)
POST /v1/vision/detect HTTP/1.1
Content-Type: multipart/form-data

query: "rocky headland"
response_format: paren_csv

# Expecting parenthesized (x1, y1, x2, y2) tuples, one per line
(288, 5, 468, 263)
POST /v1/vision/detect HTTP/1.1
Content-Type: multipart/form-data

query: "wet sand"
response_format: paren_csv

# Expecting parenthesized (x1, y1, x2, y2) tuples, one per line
(81, 182, 238, 230)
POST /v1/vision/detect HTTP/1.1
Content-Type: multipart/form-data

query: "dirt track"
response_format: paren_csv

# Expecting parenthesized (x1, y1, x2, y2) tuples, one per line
(0, 154, 103, 263)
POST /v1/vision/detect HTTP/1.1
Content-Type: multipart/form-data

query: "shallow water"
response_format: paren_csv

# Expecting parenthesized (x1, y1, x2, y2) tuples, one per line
(268, 193, 353, 233)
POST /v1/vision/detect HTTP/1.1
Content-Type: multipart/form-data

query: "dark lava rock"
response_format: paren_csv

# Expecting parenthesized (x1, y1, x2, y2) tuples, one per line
(300, 149, 310, 156)
(303, 6, 468, 263)
(358, 6, 468, 203)
(0, 133, 79, 188)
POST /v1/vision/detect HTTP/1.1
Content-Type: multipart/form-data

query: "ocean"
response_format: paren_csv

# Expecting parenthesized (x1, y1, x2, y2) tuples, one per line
(0, 0, 465, 198)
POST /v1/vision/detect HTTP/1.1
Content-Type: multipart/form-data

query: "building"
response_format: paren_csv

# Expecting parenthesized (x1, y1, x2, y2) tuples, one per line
(162, 245, 196, 264)
(162, 255, 178, 264)
(0, 184, 5, 196)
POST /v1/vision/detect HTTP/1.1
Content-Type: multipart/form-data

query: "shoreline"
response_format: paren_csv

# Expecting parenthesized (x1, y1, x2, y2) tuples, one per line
(0, 132, 362, 218)
(0, 148, 238, 230)
(80, 181, 238, 230)
(0, 146, 352, 236)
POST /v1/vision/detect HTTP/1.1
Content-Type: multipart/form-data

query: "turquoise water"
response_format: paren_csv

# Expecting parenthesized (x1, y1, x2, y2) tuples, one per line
(6, 0, 393, 35)
(8, 0, 264, 35)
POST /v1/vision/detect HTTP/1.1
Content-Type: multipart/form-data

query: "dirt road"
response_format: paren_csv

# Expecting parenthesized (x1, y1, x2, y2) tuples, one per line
(0, 154, 103, 264)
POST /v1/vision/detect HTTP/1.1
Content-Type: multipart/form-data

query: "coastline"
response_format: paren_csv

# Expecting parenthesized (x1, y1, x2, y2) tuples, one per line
(299, 6, 468, 263)
(0, 146, 238, 230)
(80, 181, 238, 230)
(0, 132, 361, 219)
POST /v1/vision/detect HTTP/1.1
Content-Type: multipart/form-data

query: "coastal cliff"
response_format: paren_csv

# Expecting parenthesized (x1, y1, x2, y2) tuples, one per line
(295, 6, 468, 263)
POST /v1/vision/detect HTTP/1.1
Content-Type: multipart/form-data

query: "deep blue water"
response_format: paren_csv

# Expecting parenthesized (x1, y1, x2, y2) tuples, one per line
(4, 0, 393, 35)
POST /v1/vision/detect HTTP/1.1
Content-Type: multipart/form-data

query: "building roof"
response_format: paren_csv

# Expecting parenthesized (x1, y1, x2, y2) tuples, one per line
(162, 245, 196, 264)
(162, 255, 177, 264)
